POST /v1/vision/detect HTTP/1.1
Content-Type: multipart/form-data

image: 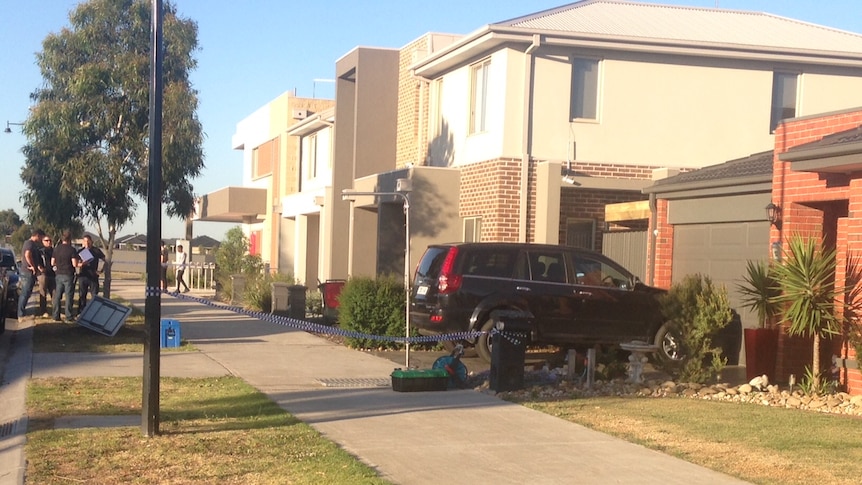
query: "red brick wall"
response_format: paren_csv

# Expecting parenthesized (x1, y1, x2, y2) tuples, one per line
(772, 109, 862, 389)
(650, 198, 673, 289)
(460, 159, 524, 242)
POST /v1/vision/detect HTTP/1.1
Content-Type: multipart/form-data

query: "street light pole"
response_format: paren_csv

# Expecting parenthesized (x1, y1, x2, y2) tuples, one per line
(342, 179, 413, 367)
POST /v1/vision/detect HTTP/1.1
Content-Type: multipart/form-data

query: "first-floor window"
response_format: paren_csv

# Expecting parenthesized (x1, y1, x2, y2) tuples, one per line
(470, 59, 491, 133)
(570, 57, 599, 121)
(464, 217, 482, 242)
(770, 71, 798, 133)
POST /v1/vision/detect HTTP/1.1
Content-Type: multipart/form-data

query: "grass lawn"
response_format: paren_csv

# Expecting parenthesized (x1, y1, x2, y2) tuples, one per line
(26, 377, 389, 484)
(520, 395, 862, 485)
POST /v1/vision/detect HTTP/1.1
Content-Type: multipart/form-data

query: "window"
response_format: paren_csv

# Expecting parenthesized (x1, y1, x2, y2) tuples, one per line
(307, 133, 318, 180)
(463, 217, 482, 242)
(570, 58, 599, 120)
(252, 137, 278, 179)
(566, 219, 596, 250)
(470, 59, 490, 134)
(430, 78, 443, 138)
(574, 254, 630, 288)
(770, 72, 798, 133)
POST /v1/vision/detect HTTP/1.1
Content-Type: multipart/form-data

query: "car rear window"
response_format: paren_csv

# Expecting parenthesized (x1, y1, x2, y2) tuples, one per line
(462, 249, 518, 278)
(415, 247, 450, 280)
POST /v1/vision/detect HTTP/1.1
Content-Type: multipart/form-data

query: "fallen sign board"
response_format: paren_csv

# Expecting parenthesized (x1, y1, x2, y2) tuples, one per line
(77, 295, 133, 337)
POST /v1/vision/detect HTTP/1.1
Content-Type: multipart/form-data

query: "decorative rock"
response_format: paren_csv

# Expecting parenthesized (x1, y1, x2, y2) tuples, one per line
(738, 384, 753, 394)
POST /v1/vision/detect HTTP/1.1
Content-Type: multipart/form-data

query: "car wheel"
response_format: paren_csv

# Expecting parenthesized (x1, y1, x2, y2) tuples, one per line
(654, 323, 683, 363)
(476, 318, 496, 363)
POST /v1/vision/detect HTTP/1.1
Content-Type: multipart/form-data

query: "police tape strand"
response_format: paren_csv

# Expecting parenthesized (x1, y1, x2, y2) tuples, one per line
(157, 289, 525, 346)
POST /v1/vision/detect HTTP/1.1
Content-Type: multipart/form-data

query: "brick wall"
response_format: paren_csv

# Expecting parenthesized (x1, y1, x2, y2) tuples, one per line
(650, 198, 673, 288)
(460, 159, 524, 242)
(396, 36, 429, 168)
(772, 108, 862, 389)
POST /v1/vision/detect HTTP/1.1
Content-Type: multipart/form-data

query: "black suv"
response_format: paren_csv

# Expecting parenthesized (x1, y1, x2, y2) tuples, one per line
(0, 247, 14, 330)
(410, 242, 675, 363)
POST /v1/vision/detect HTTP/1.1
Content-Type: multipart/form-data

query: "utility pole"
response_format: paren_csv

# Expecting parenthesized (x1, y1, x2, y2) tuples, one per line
(142, 0, 164, 437)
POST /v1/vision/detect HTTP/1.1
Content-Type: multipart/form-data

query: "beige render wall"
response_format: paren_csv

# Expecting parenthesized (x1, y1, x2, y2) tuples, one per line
(528, 49, 862, 169)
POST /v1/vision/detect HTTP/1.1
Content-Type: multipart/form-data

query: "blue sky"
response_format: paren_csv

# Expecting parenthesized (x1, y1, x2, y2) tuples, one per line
(1, 0, 861, 240)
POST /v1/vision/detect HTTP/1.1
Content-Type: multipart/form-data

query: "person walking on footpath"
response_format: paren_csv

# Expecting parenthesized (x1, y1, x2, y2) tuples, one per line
(37, 234, 56, 317)
(175, 244, 190, 293)
(52, 230, 80, 322)
(160, 240, 170, 293)
(76, 234, 105, 315)
(18, 228, 45, 318)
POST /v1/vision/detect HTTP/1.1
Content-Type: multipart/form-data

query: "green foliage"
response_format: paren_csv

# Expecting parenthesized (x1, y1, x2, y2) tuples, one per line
(771, 236, 842, 383)
(0, 209, 23, 236)
(658, 273, 732, 383)
(773, 237, 840, 340)
(737, 260, 781, 329)
(214, 227, 265, 301)
(797, 366, 837, 397)
(338, 276, 407, 350)
(242, 272, 296, 312)
(306, 289, 323, 317)
(20, 0, 203, 244)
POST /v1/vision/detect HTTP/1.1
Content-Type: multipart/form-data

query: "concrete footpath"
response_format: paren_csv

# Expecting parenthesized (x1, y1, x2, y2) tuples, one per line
(0, 280, 749, 484)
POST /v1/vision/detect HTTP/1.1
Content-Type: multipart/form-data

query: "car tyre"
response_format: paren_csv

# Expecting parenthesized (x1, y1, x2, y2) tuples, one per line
(476, 318, 496, 363)
(654, 322, 683, 364)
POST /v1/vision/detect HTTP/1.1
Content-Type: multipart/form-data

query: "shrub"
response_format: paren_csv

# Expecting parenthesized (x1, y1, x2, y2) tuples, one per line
(241, 272, 297, 312)
(338, 276, 407, 350)
(305, 289, 323, 318)
(657, 273, 732, 383)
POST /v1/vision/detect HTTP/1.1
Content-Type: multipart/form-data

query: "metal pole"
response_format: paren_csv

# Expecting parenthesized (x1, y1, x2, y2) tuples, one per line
(403, 193, 410, 368)
(142, 0, 164, 437)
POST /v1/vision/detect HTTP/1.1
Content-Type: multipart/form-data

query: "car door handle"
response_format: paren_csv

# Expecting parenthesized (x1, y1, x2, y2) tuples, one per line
(516, 286, 531, 292)
(576, 290, 592, 297)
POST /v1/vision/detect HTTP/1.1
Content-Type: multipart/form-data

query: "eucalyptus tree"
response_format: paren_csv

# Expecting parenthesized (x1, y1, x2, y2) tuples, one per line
(19, 0, 204, 296)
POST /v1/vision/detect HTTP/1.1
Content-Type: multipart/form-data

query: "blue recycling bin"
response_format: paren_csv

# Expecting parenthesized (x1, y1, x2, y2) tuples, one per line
(160, 319, 182, 348)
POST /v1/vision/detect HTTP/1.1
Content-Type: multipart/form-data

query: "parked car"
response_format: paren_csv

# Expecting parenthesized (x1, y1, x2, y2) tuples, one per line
(410, 242, 678, 363)
(0, 247, 15, 328)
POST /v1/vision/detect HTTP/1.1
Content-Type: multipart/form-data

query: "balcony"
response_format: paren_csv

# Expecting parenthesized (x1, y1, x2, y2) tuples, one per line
(193, 187, 267, 224)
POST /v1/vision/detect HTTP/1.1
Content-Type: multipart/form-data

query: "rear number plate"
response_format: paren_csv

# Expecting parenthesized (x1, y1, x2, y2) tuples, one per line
(417, 285, 428, 295)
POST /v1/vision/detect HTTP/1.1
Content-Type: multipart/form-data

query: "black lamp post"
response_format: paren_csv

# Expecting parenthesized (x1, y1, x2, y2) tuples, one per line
(4, 121, 24, 133)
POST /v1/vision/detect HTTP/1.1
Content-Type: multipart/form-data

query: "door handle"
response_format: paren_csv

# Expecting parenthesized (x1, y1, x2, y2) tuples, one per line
(516, 286, 531, 292)
(576, 290, 592, 297)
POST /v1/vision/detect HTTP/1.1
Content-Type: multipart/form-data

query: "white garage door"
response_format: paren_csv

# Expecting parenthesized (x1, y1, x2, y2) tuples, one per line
(672, 222, 771, 365)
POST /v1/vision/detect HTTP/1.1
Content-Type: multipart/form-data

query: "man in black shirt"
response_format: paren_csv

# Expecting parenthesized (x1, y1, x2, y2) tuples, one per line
(37, 235, 56, 317)
(52, 230, 80, 322)
(18, 228, 45, 318)
(77, 234, 105, 315)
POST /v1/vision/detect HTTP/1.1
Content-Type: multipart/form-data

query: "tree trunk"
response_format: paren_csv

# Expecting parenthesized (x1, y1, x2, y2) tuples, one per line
(812, 333, 821, 390)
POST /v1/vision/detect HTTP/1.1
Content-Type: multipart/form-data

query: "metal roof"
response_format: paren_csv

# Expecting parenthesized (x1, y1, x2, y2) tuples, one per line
(495, 0, 862, 55)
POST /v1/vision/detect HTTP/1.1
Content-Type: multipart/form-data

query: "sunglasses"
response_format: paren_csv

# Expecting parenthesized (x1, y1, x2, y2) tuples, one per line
(43, 239, 51, 242)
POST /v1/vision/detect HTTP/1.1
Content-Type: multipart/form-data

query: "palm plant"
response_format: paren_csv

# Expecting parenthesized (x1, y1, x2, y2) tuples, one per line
(771, 236, 841, 388)
(737, 260, 781, 329)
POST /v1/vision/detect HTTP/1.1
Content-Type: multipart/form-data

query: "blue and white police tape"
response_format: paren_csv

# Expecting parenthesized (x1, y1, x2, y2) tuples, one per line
(159, 289, 525, 346)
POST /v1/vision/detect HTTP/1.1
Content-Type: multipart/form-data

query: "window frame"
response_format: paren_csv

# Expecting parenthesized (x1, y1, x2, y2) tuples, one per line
(770, 71, 799, 133)
(570, 57, 601, 122)
(463, 216, 482, 243)
(469, 58, 491, 134)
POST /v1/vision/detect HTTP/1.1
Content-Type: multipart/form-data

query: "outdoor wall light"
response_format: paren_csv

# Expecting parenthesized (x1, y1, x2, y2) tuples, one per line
(765, 202, 781, 228)
(4, 121, 24, 134)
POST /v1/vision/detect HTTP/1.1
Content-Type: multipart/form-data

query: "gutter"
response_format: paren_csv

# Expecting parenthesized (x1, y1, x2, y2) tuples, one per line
(520, 34, 541, 242)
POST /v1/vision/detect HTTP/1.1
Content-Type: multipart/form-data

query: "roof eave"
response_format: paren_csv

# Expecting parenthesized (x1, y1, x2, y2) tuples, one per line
(413, 25, 862, 79)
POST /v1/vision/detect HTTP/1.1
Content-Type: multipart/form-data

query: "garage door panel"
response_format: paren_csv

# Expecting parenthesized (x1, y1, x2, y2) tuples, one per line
(673, 221, 770, 325)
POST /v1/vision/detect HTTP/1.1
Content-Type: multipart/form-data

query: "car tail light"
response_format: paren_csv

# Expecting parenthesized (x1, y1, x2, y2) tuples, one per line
(437, 247, 461, 294)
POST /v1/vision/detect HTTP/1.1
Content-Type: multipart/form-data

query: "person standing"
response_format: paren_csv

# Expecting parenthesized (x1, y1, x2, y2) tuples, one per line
(18, 228, 45, 318)
(175, 244, 190, 293)
(160, 240, 169, 292)
(76, 234, 105, 315)
(52, 230, 80, 322)
(37, 234, 56, 317)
